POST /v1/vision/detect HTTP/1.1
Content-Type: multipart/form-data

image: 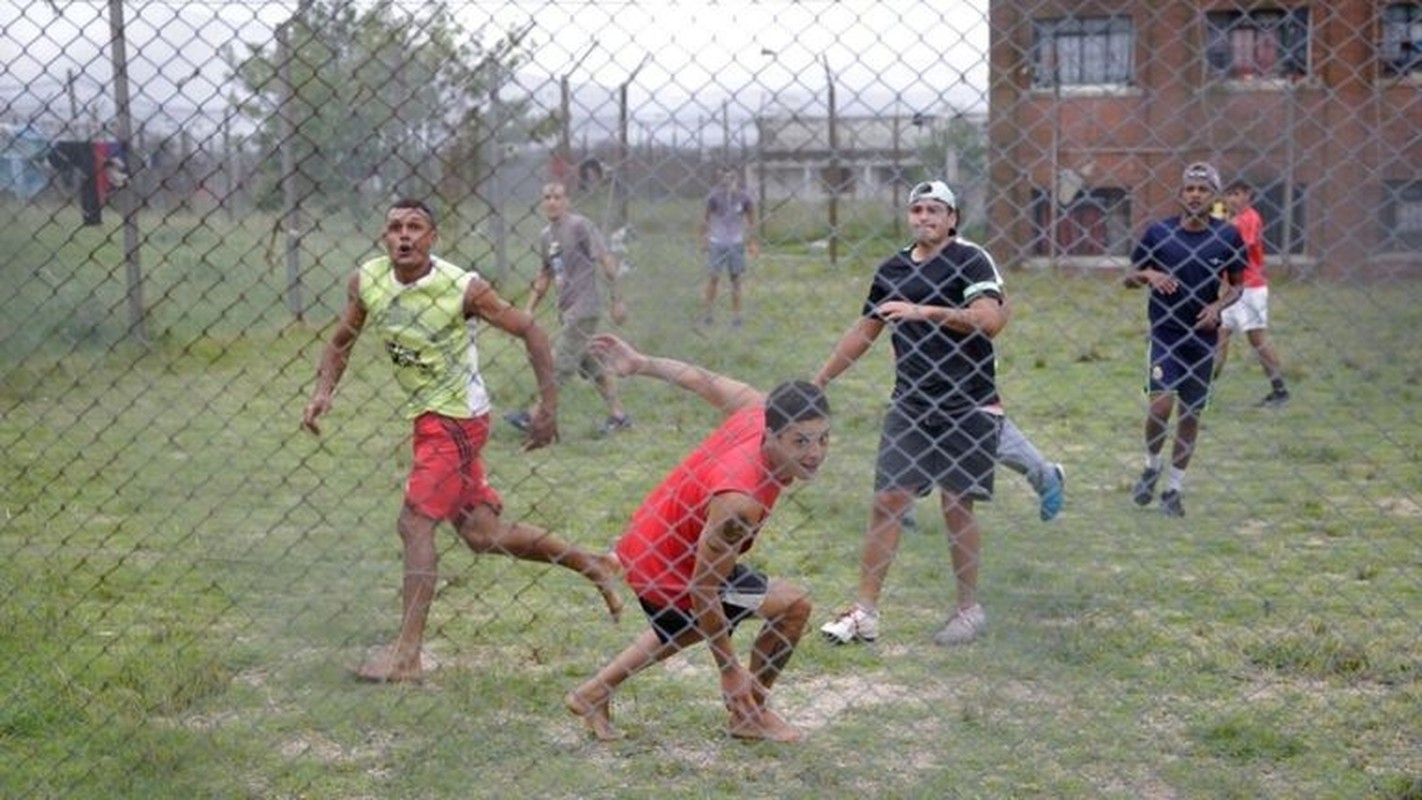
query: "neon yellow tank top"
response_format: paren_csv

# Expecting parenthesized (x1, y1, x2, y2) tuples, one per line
(358, 255, 491, 419)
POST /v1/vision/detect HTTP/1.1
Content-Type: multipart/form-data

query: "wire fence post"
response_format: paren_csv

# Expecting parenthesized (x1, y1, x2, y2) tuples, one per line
(107, 0, 146, 343)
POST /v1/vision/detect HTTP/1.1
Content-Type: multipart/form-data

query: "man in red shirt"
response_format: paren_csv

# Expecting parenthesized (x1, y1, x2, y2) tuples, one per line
(1216, 180, 1290, 407)
(566, 334, 831, 743)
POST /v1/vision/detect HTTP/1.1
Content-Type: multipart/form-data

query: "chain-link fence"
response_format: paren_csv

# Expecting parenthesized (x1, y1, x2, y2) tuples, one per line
(3, 1, 1419, 797)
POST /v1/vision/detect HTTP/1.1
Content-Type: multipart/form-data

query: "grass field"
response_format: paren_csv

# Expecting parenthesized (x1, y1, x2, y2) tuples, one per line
(2, 198, 1419, 799)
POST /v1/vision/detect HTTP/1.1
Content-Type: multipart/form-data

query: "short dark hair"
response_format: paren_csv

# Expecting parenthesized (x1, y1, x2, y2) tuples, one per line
(764, 380, 830, 432)
(1224, 180, 1254, 196)
(389, 198, 437, 227)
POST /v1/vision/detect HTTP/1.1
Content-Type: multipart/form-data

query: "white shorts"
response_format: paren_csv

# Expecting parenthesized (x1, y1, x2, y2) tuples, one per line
(1221, 286, 1269, 333)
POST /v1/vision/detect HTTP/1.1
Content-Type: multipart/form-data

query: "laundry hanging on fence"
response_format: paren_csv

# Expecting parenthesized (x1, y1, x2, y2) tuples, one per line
(47, 140, 128, 225)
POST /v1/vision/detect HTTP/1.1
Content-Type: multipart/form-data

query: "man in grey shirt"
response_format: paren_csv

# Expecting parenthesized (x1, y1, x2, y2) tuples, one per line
(506, 182, 631, 437)
(699, 167, 758, 327)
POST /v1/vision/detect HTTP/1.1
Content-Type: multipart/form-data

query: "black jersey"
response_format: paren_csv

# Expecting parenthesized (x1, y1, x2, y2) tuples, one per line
(862, 238, 1005, 415)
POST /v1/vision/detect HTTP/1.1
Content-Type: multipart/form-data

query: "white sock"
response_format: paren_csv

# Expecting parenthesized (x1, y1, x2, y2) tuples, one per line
(1146, 454, 1164, 472)
(1167, 466, 1186, 492)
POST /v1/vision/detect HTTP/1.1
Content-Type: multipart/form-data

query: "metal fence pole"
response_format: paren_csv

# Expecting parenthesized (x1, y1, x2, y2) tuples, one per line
(107, 0, 146, 343)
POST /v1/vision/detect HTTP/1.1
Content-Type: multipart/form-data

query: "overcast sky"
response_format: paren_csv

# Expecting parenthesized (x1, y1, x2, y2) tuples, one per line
(1, 0, 989, 135)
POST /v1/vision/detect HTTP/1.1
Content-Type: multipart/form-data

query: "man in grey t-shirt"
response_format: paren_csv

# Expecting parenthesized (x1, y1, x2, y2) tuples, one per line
(506, 182, 632, 437)
(699, 167, 758, 327)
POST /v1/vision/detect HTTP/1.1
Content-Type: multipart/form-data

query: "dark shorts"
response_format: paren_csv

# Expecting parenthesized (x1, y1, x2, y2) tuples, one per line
(707, 243, 747, 278)
(405, 413, 503, 521)
(553, 316, 603, 383)
(873, 404, 1000, 501)
(638, 564, 768, 644)
(1147, 331, 1215, 413)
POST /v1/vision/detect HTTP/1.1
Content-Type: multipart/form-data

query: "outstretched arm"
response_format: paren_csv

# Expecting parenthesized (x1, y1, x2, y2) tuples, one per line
(466, 277, 560, 449)
(587, 333, 763, 416)
(302, 272, 366, 436)
(813, 315, 884, 388)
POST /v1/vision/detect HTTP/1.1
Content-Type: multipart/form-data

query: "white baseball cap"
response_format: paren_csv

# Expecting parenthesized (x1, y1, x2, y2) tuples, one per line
(908, 180, 957, 210)
(1182, 162, 1222, 193)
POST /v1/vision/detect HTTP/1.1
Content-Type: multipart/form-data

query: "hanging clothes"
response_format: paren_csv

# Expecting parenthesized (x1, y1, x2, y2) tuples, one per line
(47, 140, 125, 225)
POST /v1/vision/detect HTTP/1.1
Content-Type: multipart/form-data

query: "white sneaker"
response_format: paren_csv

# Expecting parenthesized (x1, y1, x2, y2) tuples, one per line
(932, 604, 987, 646)
(820, 604, 879, 644)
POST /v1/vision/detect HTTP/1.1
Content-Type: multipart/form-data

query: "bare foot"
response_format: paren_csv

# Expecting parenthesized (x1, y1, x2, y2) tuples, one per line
(729, 708, 803, 743)
(591, 552, 625, 621)
(351, 648, 423, 684)
(566, 689, 625, 741)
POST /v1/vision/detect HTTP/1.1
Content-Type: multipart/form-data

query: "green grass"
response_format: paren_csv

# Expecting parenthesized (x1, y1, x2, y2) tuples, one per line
(1, 198, 1419, 798)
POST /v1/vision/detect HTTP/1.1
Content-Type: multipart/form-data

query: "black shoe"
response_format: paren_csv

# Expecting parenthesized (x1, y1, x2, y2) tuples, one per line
(1256, 389, 1290, 408)
(1160, 490, 1186, 518)
(596, 413, 633, 437)
(1132, 468, 1160, 506)
(503, 410, 532, 432)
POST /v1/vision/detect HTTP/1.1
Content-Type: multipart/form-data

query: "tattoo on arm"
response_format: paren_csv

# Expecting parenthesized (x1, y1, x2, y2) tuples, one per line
(716, 512, 756, 548)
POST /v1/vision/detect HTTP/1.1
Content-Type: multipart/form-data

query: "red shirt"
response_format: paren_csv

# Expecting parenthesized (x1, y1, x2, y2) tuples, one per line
(1232, 206, 1268, 288)
(616, 406, 784, 610)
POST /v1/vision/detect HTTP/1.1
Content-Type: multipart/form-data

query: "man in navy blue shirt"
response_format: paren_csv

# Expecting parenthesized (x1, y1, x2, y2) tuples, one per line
(1124, 162, 1244, 517)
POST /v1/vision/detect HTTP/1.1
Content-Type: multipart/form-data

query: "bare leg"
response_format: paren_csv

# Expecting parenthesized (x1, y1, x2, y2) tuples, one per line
(354, 507, 440, 682)
(732, 580, 810, 743)
(593, 371, 626, 420)
(939, 492, 980, 611)
(458, 504, 624, 621)
(1246, 329, 1284, 383)
(1144, 394, 1175, 460)
(1172, 412, 1200, 471)
(729, 273, 743, 321)
(855, 489, 916, 611)
(702, 275, 720, 321)
(567, 628, 694, 741)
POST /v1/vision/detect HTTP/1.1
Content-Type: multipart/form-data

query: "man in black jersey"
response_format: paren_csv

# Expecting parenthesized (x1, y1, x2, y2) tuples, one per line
(815, 180, 1009, 647)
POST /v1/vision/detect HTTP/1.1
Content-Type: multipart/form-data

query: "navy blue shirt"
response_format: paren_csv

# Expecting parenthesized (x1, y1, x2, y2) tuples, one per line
(863, 238, 1004, 414)
(1131, 217, 1245, 337)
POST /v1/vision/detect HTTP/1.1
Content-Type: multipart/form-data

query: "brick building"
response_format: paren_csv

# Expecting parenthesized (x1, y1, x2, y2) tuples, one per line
(988, 0, 1421, 278)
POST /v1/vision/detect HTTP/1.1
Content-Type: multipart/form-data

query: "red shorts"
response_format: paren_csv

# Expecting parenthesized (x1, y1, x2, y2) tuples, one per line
(405, 413, 503, 521)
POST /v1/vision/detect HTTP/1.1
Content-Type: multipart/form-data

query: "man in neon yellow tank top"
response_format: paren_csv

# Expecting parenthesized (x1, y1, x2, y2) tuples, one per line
(302, 199, 623, 683)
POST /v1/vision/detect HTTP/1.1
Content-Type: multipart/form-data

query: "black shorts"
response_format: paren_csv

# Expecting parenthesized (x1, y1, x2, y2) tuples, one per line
(1147, 331, 1215, 413)
(639, 564, 768, 644)
(873, 404, 1000, 501)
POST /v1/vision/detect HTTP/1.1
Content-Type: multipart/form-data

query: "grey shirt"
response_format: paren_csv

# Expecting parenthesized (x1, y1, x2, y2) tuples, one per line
(540, 212, 609, 321)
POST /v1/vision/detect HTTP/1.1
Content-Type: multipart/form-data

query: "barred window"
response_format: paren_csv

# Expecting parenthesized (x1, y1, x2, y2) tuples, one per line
(1031, 186, 1132, 257)
(1032, 16, 1134, 88)
(1205, 8, 1310, 80)
(1382, 3, 1422, 76)
(1382, 180, 1422, 250)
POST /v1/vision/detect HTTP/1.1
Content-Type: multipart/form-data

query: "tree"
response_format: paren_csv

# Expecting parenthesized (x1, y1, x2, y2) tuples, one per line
(225, 0, 553, 217)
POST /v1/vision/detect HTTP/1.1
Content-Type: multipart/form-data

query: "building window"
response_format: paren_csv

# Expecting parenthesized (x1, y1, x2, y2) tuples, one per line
(1382, 180, 1422, 251)
(1251, 180, 1309, 255)
(1382, 4, 1422, 76)
(1205, 9, 1310, 80)
(1032, 16, 1134, 88)
(1031, 187, 1132, 257)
